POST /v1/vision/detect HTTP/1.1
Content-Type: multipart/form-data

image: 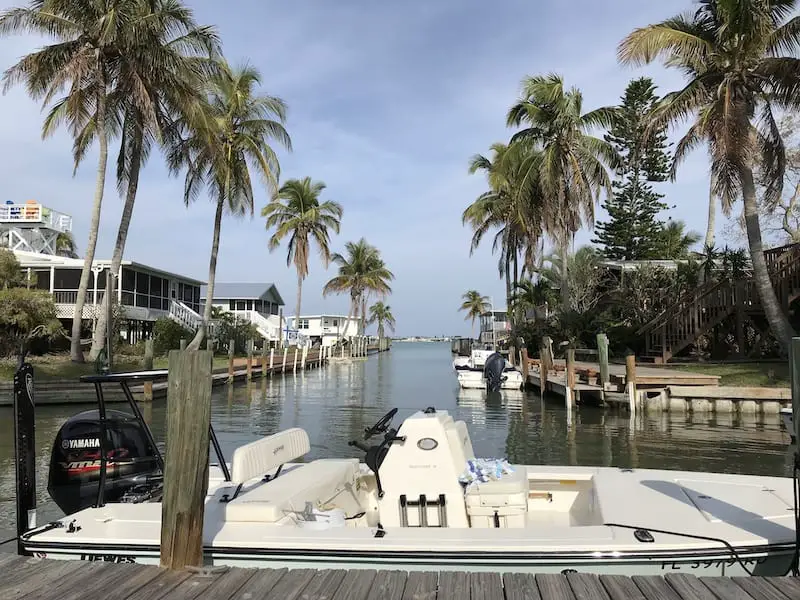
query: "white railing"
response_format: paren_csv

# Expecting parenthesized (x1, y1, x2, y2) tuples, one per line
(241, 310, 281, 341)
(169, 299, 203, 329)
(0, 203, 72, 233)
(53, 290, 106, 305)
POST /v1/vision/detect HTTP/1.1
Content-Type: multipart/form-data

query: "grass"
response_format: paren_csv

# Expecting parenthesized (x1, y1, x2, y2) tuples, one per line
(677, 362, 790, 388)
(0, 353, 235, 381)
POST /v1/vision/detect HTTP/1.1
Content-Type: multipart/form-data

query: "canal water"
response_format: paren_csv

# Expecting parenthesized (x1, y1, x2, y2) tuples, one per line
(0, 341, 794, 540)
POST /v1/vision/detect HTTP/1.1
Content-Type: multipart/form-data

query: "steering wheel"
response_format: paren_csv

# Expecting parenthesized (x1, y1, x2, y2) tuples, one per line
(364, 408, 398, 439)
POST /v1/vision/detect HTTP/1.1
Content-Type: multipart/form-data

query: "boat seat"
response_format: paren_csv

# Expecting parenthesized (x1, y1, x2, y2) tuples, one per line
(225, 458, 361, 523)
(465, 467, 528, 498)
(230, 428, 311, 484)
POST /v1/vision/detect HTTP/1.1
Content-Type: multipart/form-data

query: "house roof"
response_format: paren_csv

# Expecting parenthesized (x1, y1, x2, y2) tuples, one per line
(12, 250, 205, 285)
(201, 282, 285, 305)
(286, 314, 356, 321)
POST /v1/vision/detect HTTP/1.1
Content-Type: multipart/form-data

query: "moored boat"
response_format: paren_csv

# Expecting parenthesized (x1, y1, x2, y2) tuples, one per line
(17, 373, 799, 576)
(453, 349, 525, 391)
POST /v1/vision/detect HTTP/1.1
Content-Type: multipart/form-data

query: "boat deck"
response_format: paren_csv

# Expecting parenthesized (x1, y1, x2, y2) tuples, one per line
(1, 554, 799, 600)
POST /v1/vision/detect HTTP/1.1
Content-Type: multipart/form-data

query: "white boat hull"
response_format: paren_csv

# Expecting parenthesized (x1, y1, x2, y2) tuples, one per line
(457, 368, 525, 390)
(26, 541, 795, 576)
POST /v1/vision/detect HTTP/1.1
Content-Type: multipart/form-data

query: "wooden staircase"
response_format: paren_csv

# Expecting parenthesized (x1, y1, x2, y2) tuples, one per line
(638, 243, 800, 363)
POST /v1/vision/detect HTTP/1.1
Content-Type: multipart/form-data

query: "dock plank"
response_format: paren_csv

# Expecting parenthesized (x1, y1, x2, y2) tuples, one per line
(123, 569, 193, 600)
(566, 573, 611, 600)
(700, 576, 759, 600)
(764, 576, 800, 599)
(298, 568, 347, 600)
(661, 574, 717, 600)
(364, 569, 407, 600)
(503, 573, 541, 600)
(228, 567, 287, 600)
(331, 569, 377, 600)
(632, 575, 683, 600)
(730, 576, 794, 600)
(598, 575, 647, 600)
(535, 573, 576, 600)
(103, 564, 171, 600)
(153, 568, 229, 600)
(437, 572, 469, 600)
(0, 558, 85, 599)
(469, 572, 503, 600)
(0, 553, 24, 569)
(401, 571, 438, 600)
(261, 568, 315, 600)
(51, 562, 150, 600)
(19, 561, 108, 600)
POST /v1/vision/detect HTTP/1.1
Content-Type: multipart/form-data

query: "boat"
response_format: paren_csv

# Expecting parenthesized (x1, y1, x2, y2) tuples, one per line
(781, 407, 795, 443)
(16, 371, 800, 576)
(453, 349, 525, 391)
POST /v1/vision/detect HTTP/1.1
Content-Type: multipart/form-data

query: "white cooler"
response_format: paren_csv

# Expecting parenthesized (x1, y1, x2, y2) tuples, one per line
(464, 469, 528, 528)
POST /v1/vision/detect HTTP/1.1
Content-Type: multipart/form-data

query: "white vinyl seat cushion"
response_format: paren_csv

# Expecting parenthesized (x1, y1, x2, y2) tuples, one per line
(465, 467, 528, 499)
(225, 458, 361, 523)
(230, 428, 311, 484)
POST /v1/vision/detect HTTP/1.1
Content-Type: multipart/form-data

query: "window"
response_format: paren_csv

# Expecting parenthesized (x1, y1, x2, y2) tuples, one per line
(270, 303, 279, 315)
(136, 271, 150, 294)
(229, 299, 236, 310)
(235, 300, 246, 311)
(298, 319, 310, 329)
(121, 268, 135, 292)
(53, 268, 80, 290)
(34, 270, 50, 291)
(332, 319, 338, 327)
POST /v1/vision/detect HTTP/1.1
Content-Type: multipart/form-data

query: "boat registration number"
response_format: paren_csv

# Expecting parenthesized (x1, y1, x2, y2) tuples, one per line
(660, 557, 767, 570)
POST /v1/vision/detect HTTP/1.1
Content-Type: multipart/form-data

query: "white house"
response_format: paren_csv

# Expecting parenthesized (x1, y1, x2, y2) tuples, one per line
(285, 314, 362, 347)
(200, 282, 285, 342)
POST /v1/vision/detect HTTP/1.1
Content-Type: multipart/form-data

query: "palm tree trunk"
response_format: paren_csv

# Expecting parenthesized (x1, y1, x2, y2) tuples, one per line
(188, 196, 224, 350)
(340, 296, 356, 339)
(70, 74, 109, 363)
(742, 167, 794, 353)
(704, 180, 716, 250)
(294, 271, 303, 331)
(560, 235, 570, 310)
(378, 322, 384, 341)
(89, 134, 142, 361)
(360, 295, 367, 334)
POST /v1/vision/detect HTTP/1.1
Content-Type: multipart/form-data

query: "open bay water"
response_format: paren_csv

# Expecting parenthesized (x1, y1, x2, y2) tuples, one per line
(0, 341, 794, 539)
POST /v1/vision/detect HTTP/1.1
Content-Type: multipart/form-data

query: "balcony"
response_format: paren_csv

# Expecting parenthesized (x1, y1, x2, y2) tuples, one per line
(0, 202, 72, 233)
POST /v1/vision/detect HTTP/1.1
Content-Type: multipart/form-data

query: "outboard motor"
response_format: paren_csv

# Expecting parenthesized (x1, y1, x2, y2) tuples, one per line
(483, 352, 507, 393)
(48, 409, 162, 515)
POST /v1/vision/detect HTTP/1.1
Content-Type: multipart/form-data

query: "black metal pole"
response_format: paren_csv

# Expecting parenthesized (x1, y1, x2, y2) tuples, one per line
(209, 425, 231, 482)
(94, 382, 108, 508)
(13, 363, 36, 555)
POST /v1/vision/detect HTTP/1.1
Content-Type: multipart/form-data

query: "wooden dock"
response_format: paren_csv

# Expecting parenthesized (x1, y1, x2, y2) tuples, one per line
(1, 554, 799, 599)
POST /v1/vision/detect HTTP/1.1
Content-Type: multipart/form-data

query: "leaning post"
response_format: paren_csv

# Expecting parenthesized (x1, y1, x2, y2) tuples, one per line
(565, 347, 577, 408)
(597, 333, 610, 402)
(143, 339, 154, 402)
(160, 349, 212, 569)
(521, 346, 530, 385)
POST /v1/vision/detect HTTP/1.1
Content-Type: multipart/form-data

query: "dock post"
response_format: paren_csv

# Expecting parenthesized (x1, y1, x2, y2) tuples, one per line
(597, 333, 609, 402)
(246, 339, 253, 381)
(282, 347, 288, 372)
(227, 339, 235, 383)
(293, 347, 299, 372)
(261, 343, 267, 378)
(625, 351, 637, 414)
(565, 348, 576, 408)
(269, 348, 274, 375)
(179, 338, 187, 351)
(540, 337, 552, 398)
(521, 346, 529, 384)
(301, 346, 308, 369)
(143, 339, 154, 402)
(160, 349, 212, 569)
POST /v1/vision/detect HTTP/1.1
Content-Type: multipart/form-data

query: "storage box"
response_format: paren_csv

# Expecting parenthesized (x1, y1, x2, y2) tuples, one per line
(465, 469, 528, 528)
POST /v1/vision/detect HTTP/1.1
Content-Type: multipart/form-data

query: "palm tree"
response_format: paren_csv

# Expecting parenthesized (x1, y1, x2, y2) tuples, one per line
(459, 290, 490, 339)
(262, 177, 343, 331)
(55, 232, 78, 259)
(463, 142, 543, 317)
(0, 0, 147, 361)
(367, 301, 395, 340)
(618, 0, 800, 350)
(506, 74, 618, 309)
(655, 220, 701, 260)
(168, 60, 291, 350)
(323, 239, 394, 338)
(511, 279, 556, 320)
(88, 0, 220, 361)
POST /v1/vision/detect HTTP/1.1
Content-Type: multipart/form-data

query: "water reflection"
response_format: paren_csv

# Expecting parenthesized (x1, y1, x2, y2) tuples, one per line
(0, 341, 794, 538)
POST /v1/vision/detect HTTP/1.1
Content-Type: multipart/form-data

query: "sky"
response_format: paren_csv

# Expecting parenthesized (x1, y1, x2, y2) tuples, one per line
(0, 0, 726, 337)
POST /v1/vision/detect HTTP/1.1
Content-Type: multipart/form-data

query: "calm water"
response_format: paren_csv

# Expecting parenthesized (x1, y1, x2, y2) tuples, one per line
(0, 341, 794, 539)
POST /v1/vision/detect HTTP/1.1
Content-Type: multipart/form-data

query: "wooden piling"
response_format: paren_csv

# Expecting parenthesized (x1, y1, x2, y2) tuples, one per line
(282, 347, 288, 372)
(292, 348, 299, 373)
(626, 351, 637, 414)
(260, 343, 267, 377)
(597, 333, 609, 400)
(521, 347, 529, 383)
(301, 346, 308, 369)
(246, 340, 253, 381)
(269, 348, 274, 375)
(179, 338, 187, 351)
(143, 339, 154, 402)
(565, 348, 576, 408)
(227, 339, 235, 383)
(160, 349, 212, 570)
(540, 337, 552, 397)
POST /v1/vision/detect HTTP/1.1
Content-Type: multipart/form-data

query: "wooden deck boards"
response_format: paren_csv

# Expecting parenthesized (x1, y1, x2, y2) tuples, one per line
(1, 556, 798, 600)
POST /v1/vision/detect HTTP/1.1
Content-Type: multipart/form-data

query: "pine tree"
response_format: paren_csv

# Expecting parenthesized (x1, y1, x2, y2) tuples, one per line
(593, 78, 671, 260)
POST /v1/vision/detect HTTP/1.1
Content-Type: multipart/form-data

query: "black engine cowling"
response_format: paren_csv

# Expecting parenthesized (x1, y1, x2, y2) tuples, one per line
(48, 409, 162, 515)
(484, 352, 507, 392)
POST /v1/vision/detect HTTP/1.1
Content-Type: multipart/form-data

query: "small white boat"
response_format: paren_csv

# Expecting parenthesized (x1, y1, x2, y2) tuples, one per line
(18, 375, 799, 576)
(780, 407, 795, 443)
(453, 350, 525, 391)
